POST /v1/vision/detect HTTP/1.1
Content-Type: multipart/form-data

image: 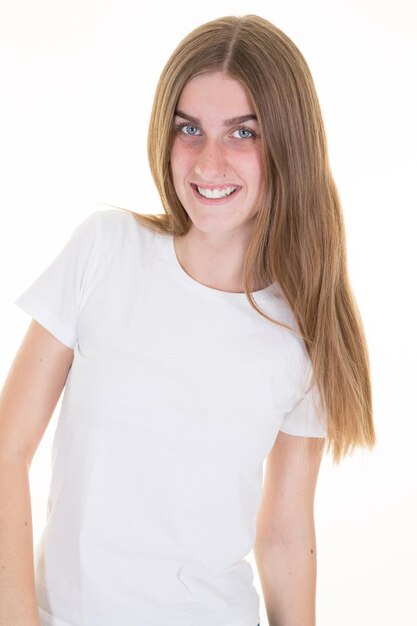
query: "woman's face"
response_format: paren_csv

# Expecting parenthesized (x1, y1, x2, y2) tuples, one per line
(170, 71, 264, 239)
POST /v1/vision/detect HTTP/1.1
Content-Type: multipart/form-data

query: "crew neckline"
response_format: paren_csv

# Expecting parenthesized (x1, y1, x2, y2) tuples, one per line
(164, 232, 277, 300)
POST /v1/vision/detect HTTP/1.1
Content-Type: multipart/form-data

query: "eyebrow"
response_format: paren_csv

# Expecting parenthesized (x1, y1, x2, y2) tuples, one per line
(174, 109, 258, 126)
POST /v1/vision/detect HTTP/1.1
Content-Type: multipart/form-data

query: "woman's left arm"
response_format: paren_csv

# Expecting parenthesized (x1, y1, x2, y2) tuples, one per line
(254, 431, 326, 626)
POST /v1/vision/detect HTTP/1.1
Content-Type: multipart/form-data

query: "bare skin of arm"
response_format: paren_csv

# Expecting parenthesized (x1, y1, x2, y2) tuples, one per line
(254, 431, 326, 626)
(0, 320, 74, 626)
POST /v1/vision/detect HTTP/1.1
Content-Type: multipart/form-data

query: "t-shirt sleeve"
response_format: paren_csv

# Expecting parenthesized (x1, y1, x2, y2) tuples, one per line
(279, 361, 328, 438)
(14, 211, 102, 349)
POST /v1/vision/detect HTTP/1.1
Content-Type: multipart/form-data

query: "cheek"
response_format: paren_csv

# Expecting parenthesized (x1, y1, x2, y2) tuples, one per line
(170, 140, 194, 177)
(238, 154, 264, 188)
(252, 151, 265, 185)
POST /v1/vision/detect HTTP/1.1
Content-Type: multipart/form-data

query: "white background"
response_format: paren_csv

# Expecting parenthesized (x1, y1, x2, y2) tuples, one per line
(1, 1, 416, 625)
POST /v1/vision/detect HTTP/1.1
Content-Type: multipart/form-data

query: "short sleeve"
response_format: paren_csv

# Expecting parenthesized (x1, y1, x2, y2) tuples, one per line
(279, 362, 328, 438)
(14, 211, 101, 349)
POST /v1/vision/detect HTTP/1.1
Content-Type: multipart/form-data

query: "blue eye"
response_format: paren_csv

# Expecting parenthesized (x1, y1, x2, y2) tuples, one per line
(232, 127, 256, 139)
(176, 123, 201, 136)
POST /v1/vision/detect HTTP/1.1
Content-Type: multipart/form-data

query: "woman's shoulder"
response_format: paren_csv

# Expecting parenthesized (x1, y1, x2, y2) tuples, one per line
(83, 208, 159, 248)
(92, 208, 169, 241)
(83, 208, 170, 273)
(91, 207, 143, 231)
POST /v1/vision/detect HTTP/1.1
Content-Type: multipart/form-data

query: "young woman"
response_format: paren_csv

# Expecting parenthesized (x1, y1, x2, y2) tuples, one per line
(0, 14, 376, 626)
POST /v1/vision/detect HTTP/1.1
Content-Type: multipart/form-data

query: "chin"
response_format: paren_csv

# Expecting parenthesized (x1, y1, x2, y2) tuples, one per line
(190, 215, 256, 237)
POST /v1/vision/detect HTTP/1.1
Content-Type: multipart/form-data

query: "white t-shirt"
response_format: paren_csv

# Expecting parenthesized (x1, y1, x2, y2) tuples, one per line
(15, 209, 327, 626)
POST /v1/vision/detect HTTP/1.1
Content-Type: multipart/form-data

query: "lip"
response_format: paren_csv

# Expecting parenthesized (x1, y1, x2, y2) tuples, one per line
(190, 183, 242, 205)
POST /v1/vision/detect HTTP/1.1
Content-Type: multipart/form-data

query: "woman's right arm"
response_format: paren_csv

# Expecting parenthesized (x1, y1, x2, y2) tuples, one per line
(0, 320, 74, 626)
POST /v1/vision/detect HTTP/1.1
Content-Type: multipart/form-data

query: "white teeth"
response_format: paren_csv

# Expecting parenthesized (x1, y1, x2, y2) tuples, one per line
(196, 185, 237, 199)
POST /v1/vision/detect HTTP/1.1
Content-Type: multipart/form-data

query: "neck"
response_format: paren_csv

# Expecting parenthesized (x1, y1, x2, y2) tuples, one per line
(173, 223, 263, 294)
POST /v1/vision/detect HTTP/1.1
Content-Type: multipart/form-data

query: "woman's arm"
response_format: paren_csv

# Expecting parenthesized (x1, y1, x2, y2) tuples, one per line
(254, 431, 325, 626)
(0, 320, 74, 625)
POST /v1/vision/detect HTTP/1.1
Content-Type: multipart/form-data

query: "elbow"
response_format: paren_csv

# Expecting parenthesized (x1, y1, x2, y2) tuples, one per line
(255, 516, 317, 547)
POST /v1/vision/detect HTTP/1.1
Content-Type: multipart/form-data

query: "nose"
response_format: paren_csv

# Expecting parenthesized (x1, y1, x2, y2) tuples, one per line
(193, 138, 228, 180)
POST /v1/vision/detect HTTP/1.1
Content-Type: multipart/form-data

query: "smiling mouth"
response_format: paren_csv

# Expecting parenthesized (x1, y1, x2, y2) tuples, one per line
(191, 183, 241, 199)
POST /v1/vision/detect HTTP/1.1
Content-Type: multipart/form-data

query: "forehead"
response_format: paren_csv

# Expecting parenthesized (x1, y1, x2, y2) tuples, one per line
(176, 72, 257, 120)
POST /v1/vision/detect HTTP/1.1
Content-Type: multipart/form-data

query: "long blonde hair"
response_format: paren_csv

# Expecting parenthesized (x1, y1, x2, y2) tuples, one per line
(109, 14, 376, 465)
